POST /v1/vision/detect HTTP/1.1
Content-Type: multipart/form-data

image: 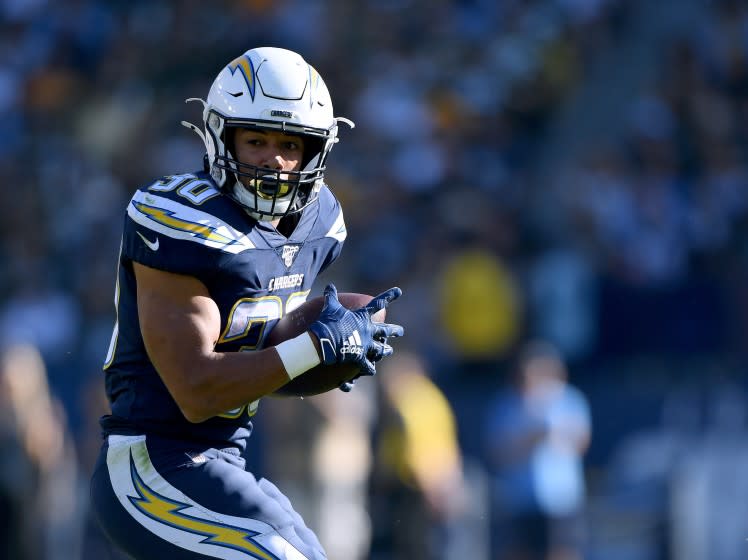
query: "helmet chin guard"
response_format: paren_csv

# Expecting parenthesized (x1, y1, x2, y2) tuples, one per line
(181, 47, 353, 221)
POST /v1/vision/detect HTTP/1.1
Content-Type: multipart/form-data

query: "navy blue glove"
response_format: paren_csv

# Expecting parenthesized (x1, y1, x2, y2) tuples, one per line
(308, 284, 404, 385)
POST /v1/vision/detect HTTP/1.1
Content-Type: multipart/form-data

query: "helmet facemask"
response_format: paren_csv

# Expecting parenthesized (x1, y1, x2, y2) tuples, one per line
(214, 119, 330, 221)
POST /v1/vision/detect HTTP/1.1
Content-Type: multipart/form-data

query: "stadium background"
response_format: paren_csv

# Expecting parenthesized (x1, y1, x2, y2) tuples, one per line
(1, 0, 748, 558)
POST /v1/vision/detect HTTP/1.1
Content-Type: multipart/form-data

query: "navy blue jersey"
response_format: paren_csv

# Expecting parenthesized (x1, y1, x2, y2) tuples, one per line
(100, 171, 346, 448)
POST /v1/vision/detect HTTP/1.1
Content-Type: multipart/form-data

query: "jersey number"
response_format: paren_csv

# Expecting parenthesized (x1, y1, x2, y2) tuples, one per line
(148, 174, 220, 204)
(218, 292, 309, 351)
(217, 291, 309, 418)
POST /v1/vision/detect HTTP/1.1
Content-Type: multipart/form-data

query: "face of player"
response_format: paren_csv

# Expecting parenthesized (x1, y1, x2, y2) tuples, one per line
(233, 127, 305, 179)
(230, 128, 307, 225)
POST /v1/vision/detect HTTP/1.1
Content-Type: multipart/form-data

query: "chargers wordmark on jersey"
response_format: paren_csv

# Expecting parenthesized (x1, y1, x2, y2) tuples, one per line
(267, 274, 304, 292)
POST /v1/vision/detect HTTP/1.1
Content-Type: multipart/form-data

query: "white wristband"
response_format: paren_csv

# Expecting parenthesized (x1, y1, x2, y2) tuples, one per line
(275, 331, 321, 380)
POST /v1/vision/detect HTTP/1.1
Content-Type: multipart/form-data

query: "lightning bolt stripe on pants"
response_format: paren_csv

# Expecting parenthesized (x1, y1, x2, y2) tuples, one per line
(106, 435, 308, 559)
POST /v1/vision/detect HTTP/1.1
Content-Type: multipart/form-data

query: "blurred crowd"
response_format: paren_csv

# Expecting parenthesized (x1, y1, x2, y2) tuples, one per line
(2, 0, 748, 558)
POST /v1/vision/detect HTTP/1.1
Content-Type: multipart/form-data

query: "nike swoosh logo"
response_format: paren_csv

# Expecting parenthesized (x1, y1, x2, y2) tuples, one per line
(136, 231, 160, 251)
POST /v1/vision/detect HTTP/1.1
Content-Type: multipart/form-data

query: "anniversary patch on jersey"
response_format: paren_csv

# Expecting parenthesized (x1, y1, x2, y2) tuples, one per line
(278, 245, 300, 268)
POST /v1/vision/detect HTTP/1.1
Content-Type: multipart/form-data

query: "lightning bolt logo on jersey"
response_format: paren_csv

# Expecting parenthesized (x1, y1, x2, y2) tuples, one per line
(101, 170, 346, 447)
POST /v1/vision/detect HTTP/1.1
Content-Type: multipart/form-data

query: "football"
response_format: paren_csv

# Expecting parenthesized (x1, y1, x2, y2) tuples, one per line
(266, 292, 386, 396)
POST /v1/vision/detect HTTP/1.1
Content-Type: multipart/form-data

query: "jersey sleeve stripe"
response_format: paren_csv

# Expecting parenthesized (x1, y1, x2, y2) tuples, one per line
(128, 192, 255, 254)
(324, 206, 347, 242)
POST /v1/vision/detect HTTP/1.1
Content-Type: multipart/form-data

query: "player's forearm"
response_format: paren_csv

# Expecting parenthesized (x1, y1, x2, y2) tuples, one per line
(163, 347, 294, 423)
(163, 333, 323, 423)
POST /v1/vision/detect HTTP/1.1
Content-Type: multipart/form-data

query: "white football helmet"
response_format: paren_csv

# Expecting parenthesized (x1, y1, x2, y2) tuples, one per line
(183, 47, 353, 221)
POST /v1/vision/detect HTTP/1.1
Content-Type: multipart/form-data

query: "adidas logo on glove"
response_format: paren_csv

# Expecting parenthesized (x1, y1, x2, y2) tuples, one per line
(340, 330, 364, 356)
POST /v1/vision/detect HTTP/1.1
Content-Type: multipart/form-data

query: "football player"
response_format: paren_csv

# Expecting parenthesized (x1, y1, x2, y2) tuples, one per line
(90, 47, 404, 560)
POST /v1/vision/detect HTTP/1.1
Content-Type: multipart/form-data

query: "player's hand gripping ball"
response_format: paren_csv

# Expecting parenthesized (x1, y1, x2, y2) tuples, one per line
(266, 285, 404, 396)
